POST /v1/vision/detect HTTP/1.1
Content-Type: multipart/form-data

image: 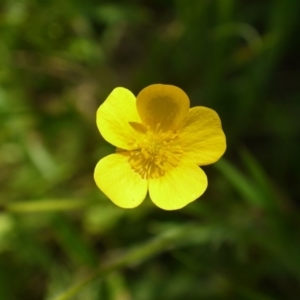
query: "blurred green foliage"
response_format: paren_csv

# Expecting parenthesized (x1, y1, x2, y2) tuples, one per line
(0, 0, 300, 299)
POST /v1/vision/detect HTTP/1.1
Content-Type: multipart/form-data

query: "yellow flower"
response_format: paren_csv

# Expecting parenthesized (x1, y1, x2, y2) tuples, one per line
(94, 84, 226, 210)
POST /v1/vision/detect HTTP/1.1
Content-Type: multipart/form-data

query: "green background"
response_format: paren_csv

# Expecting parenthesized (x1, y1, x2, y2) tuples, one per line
(0, 0, 299, 299)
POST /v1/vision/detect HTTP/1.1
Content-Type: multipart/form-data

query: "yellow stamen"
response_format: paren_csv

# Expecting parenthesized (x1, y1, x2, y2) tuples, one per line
(127, 125, 183, 179)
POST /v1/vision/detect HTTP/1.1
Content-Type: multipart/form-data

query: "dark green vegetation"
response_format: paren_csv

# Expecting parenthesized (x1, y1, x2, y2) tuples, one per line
(0, 0, 300, 299)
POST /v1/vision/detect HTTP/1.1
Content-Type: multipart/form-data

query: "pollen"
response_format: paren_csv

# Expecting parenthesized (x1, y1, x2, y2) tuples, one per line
(128, 124, 183, 179)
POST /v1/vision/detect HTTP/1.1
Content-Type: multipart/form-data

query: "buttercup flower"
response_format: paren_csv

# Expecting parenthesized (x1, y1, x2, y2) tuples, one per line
(94, 84, 226, 210)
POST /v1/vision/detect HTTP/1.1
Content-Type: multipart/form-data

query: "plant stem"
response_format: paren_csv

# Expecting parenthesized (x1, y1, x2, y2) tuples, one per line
(53, 224, 194, 300)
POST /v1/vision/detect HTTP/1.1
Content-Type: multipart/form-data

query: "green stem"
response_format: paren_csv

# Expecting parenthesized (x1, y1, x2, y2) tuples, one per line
(3, 199, 89, 213)
(53, 224, 194, 300)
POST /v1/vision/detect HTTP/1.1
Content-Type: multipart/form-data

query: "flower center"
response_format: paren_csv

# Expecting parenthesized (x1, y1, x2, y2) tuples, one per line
(127, 125, 183, 179)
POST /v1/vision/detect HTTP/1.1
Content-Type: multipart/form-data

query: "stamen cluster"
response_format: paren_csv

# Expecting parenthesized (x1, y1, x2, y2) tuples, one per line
(128, 125, 183, 179)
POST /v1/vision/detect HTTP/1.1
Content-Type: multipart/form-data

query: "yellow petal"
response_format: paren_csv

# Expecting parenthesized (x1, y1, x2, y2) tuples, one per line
(148, 161, 207, 210)
(136, 84, 190, 132)
(179, 107, 226, 165)
(97, 87, 143, 149)
(94, 153, 148, 209)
